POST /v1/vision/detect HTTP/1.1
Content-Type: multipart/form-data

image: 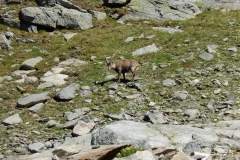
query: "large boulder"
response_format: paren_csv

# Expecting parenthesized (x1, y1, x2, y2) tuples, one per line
(20, 7, 93, 30)
(119, 0, 201, 22)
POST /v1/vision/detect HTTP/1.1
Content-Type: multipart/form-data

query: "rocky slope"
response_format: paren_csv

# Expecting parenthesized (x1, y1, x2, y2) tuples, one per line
(1, 0, 240, 160)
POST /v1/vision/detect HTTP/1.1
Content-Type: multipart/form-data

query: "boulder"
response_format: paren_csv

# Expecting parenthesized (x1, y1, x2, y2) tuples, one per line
(0, 34, 12, 50)
(20, 7, 93, 30)
(91, 120, 171, 149)
(2, 114, 23, 125)
(132, 43, 160, 56)
(20, 56, 43, 70)
(17, 93, 49, 108)
(55, 83, 80, 101)
(119, 0, 201, 22)
(28, 142, 45, 153)
(0, 10, 20, 29)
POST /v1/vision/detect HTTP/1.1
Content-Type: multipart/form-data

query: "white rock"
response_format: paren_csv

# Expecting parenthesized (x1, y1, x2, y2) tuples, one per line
(3, 114, 23, 125)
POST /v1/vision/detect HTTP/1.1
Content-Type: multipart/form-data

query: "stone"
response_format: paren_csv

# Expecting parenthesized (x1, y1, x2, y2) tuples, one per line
(28, 142, 45, 153)
(55, 83, 80, 100)
(89, 10, 106, 20)
(52, 144, 81, 157)
(132, 43, 160, 56)
(20, 56, 43, 70)
(20, 7, 93, 30)
(108, 83, 119, 90)
(153, 26, 183, 34)
(40, 74, 68, 87)
(62, 32, 77, 41)
(119, 0, 200, 22)
(172, 91, 188, 101)
(0, 34, 12, 50)
(24, 76, 38, 84)
(144, 112, 168, 124)
(162, 79, 176, 87)
(199, 52, 214, 61)
(91, 120, 170, 149)
(58, 58, 87, 67)
(45, 120, 58, 128)
(72, 120, 95, 136)
(28, 103, 44, 112)
(2, 114, 23, 125)
(184, 109, 200, 121)
(17, 93, 49, 108)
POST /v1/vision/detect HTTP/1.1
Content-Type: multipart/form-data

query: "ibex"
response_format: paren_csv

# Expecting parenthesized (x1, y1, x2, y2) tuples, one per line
(106, 53, 140, 83)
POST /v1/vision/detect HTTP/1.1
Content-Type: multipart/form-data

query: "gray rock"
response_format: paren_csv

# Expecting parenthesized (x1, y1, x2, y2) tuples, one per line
(119, 0, 201, 22)
(228, 46, 237, 52)
(162, 79, 176, 87)
(20, 56, 43, 70)
(105, 74, 117, 81)
(144, 112, 168, 124)
(24, 76, 38, 84)
(206, 44, 218, 53)
(125, 94, 141, 99)
(64, 118, 81, 129)
(20, 7, 93, 30)
(184, 109, 200, 121)
(45, 120, 59, 128)
(55, 83, 80, 100)
(89, 10, 106, 20)
(125, 36, 134, 42)
(172, 91, 188, 101)
(28, 103, 44, 112)
(72, 120, 95, 136)
(153, 26, 183, 34)
(52, 144, 81, 157)
(62, 32, 77, 41)
(132, 43, 160, 56)
(28, 142, 45, 153)
(13, 147, 27, 153)
(2, 114, 23, 125)
(91, 120, 171, 149)
(0, 11, 20, 29)
(108, 83, 118, 90)
(40, 74, 68, 87)
(64, 111, 84, 121)
(126, 82, 143, 91)
(17, 93, 49, 108)
(199, 52, 214, 61)
(58, 58, 87, 67)
(0, 33, 12, 50)
(103, 0, 129, 5)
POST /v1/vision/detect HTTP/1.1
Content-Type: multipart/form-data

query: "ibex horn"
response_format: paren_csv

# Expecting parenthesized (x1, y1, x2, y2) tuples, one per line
(111, 53, 116, 61)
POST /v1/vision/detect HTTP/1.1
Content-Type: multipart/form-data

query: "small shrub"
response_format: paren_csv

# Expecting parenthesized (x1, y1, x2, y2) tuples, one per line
(116, 146, 143, 158)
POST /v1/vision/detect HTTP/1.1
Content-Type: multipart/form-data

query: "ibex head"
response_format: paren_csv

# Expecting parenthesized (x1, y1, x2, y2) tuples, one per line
(105, 53, 116, 70)
(105, 53, 140, 83)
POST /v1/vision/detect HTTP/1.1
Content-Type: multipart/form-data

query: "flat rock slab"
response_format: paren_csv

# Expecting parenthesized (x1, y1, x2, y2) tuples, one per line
(58, 58, 87, 67)
(52, 144, 81, 157)
(72, 120, 95, 136)
(153, 27, 183, 34)
(20, 7, 93, 30)
(68, 144, 129, 160)
(20, 56, 43, 70)
(2, 114, 23, 125)
(132, 43, 160, 56)
(55, 83, 80, 100)
(91, 120, 171, 149)
(17, 93, 49, 108)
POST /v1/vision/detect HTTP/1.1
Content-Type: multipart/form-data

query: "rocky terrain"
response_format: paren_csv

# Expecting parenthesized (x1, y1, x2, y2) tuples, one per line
(1, 0, 240, 159)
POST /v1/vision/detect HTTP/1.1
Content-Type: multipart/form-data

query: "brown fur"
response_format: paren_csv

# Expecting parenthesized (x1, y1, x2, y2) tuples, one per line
(106, 54, 140, 83)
